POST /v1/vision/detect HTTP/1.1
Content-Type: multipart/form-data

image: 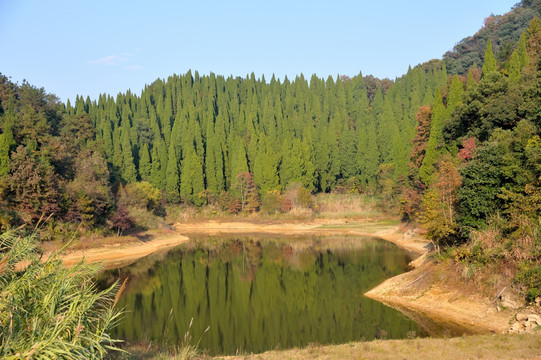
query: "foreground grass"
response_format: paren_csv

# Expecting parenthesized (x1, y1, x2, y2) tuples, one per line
(218, 334, 541, 360)
(118, 334, 541, 360)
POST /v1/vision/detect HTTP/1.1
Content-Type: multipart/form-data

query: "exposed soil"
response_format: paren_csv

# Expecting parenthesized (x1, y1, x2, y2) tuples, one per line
(364, 261, 514, 335)
(50, 229, 189, 269)
(172, 219, 429, 253)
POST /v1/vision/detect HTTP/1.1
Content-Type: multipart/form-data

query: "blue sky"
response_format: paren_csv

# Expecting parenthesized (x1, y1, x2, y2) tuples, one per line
(0, 0, 518, 103)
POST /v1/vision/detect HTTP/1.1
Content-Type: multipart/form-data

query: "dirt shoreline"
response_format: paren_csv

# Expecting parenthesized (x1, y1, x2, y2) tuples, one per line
(55, 230, 190, 269)
(364, 263, 513, 334)
(55, 219, 513, 334)
(172, 220, 431, 254)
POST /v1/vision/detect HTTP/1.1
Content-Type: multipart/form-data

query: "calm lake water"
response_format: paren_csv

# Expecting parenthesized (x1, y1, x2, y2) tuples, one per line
(98, 235, 422, 355)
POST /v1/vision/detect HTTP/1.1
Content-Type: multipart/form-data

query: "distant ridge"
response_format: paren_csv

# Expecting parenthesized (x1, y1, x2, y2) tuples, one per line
(443, 0, 541, 74)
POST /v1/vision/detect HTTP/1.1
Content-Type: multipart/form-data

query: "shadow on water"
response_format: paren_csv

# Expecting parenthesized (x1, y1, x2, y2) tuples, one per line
(97, 234, 473, 356)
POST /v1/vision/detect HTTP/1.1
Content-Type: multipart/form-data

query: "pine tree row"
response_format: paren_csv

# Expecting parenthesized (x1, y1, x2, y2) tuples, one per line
(66, 64, 448, 205)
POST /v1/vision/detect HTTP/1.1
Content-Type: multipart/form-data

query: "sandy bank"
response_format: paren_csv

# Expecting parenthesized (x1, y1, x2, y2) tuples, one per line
(57, 230, 189, 269)
(364, 261, 513, 334)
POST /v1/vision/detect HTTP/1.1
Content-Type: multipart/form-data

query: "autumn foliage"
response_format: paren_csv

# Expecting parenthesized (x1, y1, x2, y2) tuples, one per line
(421, 161, 462, 249)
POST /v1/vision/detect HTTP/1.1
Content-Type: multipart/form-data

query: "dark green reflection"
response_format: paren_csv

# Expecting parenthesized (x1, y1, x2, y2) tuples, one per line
(100, 235, 420, 355)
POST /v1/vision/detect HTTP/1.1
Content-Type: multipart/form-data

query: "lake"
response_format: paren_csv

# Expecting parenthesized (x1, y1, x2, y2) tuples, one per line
(98, 234, 422, 355)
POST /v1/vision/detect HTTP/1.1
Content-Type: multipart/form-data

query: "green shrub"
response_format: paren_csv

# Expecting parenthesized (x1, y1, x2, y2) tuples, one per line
(120, 182, 162, 211)
(261, 190, 283, 214)
(515, 260, 541, 302)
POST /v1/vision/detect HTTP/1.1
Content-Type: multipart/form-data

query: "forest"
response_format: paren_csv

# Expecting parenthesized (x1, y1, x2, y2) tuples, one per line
(0, 47, 451, 231)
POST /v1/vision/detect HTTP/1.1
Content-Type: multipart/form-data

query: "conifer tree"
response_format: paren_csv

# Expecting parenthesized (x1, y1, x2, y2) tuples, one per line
(422, 87, 434, 105)
(253, 135, 280, 195)
(138, 143, 151, 181)
(327, 119, 341, 190)
(280, 137, 303, 189)
(517, 32, 529, 69)
(314, 127, 331, 192)
(65, 98, 73, 115)
(75, 95, 86, 115)
(112, 128, 123, 169)
(340, 122, 357, 179)
(447, 75, 464, 111)
(180, 145, 205, 205)
(509, 50, 522, 83)
(230, 138, 249, 185)
(466, 68, 477, 90)
(150, 145, 162, 189)
(102, 121, 114, 159)
(377, 95, 395, 163)
(300, 129, 317, 192)
(388, 124, 407, 178)
(157, 137, 169, 190)
(121, 128, 137, 183)
(0, 100, 16, 177)
(205, 124, 218, 194)
(165, 141, 180, 202)
(55, 67, 481, 209)
(419, 89, 447, 185)
(482, 40, 498, 76)
(362, 118, 379, 189)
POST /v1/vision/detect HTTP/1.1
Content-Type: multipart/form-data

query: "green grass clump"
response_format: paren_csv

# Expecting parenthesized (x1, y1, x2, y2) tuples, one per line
(0, 230, 124, 359)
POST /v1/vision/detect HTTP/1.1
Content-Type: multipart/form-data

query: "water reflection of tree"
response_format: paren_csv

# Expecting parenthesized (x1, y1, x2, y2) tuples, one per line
(108, 236, 419, 355)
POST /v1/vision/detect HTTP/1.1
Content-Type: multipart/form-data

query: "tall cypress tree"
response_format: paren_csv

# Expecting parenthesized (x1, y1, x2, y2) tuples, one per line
(205, 125, 218, 194)
(165, 141, 180, 202)
(0, 96, 16, 177)
(363, 117, 379, 191)
(0, 117, 15, 177)
(466, 65, 478, 90)
(377, 95, 395, 164)
(102, 120, 114, 159)
(230, 137, 249, 185)
(482, 40, 497, 76)
(253, 135, 280, 195)
(280, 136, 302, 189)
(517, 32, 529, 69)
(120, 128, 137, 183)
(447, 75, 464, 111)
(112, 127, 123, 169)
(150, 145, 162, 189)
(180, 145, 205, 205)
(419, 89, 447, 185)
(300, 132, 316, 192)
(138, 143, 151, 181)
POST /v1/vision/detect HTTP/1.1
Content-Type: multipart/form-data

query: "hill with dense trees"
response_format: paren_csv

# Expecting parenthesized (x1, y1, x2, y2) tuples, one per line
(444, 0, 541, 74)
(408, 16, 541, 300)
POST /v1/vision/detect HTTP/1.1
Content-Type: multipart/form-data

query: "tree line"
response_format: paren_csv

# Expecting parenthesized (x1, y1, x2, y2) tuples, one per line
(0, 57, 448, 230)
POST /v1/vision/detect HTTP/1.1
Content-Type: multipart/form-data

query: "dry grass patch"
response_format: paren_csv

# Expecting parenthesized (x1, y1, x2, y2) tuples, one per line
(315, 194, 384, 219)
(213, 334, 541, 360)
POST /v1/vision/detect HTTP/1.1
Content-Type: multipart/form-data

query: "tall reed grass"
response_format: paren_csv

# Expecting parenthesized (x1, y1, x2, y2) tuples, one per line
(0, 230, 123, 359)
